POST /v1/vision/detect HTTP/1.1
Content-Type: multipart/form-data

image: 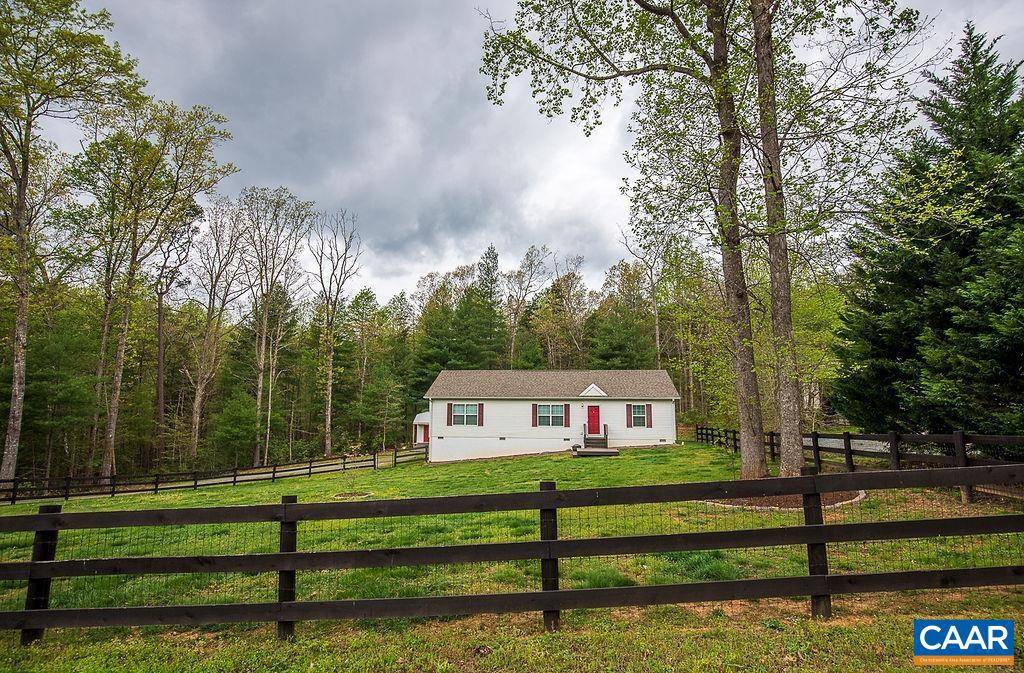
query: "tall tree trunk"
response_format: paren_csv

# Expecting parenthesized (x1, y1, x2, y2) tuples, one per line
(86, 289, 115, 477)
(508, 321, 518, 367)
(154, 290, 167, 469)
(708, 0, 767, 478)
(0, 234, 30, 481)
(650, 281, 661, 368)
(686, 324, 695, 412)
(189, 378, 207, 461)
(43, 426, 53, 486)
(357, 344, 368, 442)
(288, 398, 295, 462)
(749, 0, 803, 476)
(263, 360, 275, 467)
(252, 307, 268, 467)
(0, 131, 33, 483)
(101, 300, 132, 479)
(323, 339, 334, 457)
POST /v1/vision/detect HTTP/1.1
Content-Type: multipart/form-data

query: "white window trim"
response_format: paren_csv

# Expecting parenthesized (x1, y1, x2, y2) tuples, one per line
(631, 403, 647, 428)
(536, 403, 564, 427)
(453, 402, 479, 426)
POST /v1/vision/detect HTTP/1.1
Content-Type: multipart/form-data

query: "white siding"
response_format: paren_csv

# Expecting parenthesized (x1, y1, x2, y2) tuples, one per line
(427, 399, 676, 462)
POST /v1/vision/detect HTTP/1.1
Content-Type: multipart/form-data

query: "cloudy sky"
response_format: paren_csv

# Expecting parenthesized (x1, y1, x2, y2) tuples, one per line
(73, 0, 1024, 300)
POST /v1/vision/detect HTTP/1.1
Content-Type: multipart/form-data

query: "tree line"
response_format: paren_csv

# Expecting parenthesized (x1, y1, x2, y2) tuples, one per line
(3, 0, 1022, 482)
(0, 0, 842, 483)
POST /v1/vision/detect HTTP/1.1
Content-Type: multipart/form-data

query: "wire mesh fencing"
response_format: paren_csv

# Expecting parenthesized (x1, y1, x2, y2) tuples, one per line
(1, 463, 1022, 642)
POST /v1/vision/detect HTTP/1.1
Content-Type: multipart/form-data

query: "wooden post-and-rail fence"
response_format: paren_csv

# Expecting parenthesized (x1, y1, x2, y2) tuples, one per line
(695, 426, 1023, 501)
(0, 464, 1022, 643)
(0, 446, 428, 505)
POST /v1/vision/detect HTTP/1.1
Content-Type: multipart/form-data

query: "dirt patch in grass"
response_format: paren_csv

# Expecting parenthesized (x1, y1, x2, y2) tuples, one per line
(708, 490, 863, 510)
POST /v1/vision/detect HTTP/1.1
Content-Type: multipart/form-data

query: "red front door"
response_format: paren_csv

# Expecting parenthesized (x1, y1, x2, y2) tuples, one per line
(423, 424, 429, 442)
(587, 405, 600, 435)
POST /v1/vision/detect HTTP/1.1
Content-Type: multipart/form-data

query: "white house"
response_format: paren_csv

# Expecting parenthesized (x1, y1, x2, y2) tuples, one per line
(420, 369, 679, 462)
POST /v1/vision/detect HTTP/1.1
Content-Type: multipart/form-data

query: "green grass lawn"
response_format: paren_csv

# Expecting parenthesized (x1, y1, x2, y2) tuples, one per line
(0, 441, 1021, 672)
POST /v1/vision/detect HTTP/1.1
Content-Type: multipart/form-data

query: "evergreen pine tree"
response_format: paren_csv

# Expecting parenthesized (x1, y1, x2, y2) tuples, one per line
(834, 24, 1024, 444)
(410, 289, 457, 399)
(450, 285, 506, 369)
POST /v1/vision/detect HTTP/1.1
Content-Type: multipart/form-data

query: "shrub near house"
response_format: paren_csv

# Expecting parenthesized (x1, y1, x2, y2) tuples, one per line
(422, 370, 679, 462)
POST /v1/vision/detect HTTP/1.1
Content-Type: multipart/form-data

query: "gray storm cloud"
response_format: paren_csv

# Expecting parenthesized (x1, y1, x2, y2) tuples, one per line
(82, 0, 1024, 298)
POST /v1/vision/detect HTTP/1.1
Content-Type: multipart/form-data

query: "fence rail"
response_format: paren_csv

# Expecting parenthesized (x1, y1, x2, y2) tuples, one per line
(0, 445, 428, 505)
(695, 426, 1022, 468)
(694, 426, 1024, 503)
(0, 463, 1021, 642)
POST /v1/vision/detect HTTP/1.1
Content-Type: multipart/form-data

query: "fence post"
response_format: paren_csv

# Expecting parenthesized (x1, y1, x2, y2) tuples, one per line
(153, 473, 160, 494)
(277, 495, 297, 640)
(308, 459, 313, 477)
(843, 432, 854, 472)
(109, 475, 116, 497)
(373, 450, 378, 470)
(539, 481, 560, 632)
(811, 432, 821, 471)
(768, 432, 777, 461)
(393, 446, 397, 468)
(800, 467, 831, 619)
(62, 476, 70, 501)
(232, 466, 238, 486)
(21, 504, 62, 645)
(193, 471, 199, 490)
(272, 464, 277, 482)
(953, 430, 974, 504)
(888, 431, 901, 471)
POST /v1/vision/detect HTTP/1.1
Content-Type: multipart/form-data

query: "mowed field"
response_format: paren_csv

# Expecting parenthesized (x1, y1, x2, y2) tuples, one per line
(0, 441, 1021, 673)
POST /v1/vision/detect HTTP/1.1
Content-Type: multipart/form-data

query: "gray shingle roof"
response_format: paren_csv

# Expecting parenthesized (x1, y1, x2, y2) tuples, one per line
(424, 370, 680, 400)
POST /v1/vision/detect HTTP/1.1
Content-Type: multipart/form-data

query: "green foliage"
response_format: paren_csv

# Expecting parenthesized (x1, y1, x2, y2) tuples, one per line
(208, 392, 257, 464)
(0, 0, 143, 126)
(410, 287, 456, 401)
(588, 261, 656, 369)
(476, 244, 502, 305)
(834, 25, 1024, 444)
(450, 285, 506, 370)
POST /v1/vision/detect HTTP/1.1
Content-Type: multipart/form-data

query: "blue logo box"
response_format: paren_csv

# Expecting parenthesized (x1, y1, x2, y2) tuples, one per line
(914, 619, 1014, 666)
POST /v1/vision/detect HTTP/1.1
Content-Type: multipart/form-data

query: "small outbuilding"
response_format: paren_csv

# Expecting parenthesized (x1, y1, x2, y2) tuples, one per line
(421, 369, 679, 462)
(412, 411, 430, 447)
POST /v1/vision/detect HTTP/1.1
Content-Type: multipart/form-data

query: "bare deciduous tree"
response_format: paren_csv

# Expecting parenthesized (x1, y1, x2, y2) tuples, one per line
(623, 224, 675, 368)
(503, 244, 552, 366)
(308, 210, 361, 457)
(551, 254, 593, 363)
(183, 196, 248, 462)
(152, 223, 194, 469)
(240, 186, 314, 467)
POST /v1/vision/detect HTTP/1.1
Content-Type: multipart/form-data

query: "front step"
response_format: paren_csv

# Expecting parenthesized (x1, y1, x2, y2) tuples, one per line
(574, 446, 619, 457)
(584, 436, 608, 448)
